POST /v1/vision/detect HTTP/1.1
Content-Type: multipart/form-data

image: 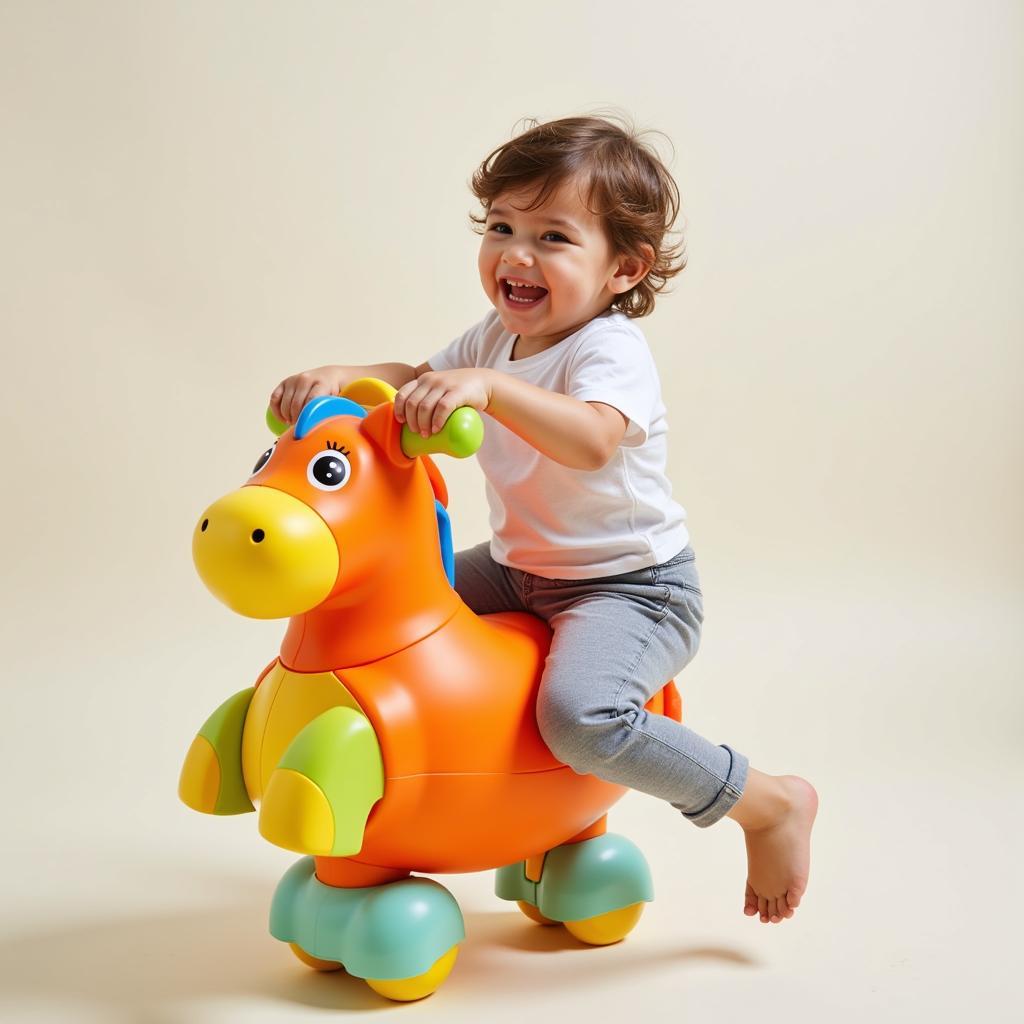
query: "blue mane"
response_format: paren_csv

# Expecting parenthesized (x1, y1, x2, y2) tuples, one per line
(294, 396, 367, 439)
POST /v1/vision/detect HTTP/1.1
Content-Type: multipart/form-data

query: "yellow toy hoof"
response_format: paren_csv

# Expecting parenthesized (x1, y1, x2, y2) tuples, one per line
(259, 769, 334, 854)
(564, 903, 645, 945)
(517, 900, 557, 926)
(364, 946, 459, 1002)
(178, 736, 220, 813)
(289, 943, 343, 972)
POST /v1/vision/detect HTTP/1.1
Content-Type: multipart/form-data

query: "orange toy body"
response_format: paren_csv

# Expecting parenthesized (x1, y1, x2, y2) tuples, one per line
(183, 387, 681, 998)
(298, 608, 632, 873)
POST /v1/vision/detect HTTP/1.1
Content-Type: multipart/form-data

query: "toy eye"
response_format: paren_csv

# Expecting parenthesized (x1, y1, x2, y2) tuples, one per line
(251, 444, 275, 476)
(307, 450, 351, 491)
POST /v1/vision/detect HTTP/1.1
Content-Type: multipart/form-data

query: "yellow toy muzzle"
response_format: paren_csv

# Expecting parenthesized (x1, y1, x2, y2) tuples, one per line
(193, 486, 339, 619)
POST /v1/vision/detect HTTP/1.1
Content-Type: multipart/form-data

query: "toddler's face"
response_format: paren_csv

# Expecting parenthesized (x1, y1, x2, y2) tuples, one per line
(478, 178, 627, 346)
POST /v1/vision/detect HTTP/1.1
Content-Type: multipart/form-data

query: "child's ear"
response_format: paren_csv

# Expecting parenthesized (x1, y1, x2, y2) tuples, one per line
(609, 245, 655, 295)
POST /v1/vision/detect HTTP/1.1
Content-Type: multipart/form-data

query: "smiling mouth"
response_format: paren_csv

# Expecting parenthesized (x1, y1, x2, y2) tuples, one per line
(502, 278, 549, 306)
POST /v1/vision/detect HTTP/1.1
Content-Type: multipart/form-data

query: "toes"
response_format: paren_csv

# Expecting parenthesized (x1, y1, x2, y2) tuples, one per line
(757, 894, 769, 923)
(787, 885, 803, 910)
(768, 897, 782, 924)
(778, 893, 794, 919)
(744, 883, 758, 917)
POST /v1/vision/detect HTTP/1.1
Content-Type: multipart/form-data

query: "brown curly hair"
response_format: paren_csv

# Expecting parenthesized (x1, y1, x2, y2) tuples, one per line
(469, 114, 685, 318)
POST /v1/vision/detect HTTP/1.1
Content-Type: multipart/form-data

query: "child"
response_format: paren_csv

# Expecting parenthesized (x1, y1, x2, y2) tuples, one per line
(269, 115, 817, 925)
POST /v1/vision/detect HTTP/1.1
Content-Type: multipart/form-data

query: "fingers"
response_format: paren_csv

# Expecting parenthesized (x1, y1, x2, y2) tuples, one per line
(421, 388, 458, 436)
(394, 375, 458, 438)
(393, 379, 414, 424)
(274, 372, 334, 424)
(270, 383, 284, 421)
(413, 386, 446, 437)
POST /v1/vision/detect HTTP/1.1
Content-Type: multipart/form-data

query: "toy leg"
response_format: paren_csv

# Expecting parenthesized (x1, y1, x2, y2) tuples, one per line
(258, 706, 384, 856)
(178, 688, 255, 815)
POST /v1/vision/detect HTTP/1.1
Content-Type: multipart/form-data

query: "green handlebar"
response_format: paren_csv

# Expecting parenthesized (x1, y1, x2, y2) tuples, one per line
(264, 404, 483, 460)
(400, 407, 484, 460)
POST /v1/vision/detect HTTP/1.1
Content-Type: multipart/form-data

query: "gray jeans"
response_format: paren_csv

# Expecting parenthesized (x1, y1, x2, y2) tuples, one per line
(454, 542, 749, 827)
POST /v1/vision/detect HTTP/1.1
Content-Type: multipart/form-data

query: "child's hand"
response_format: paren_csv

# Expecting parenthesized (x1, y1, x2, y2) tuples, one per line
(394, 368, 494, 438)
(270, 365, 349, 425)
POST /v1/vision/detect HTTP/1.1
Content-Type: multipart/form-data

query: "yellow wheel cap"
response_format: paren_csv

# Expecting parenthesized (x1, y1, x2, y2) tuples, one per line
(365, 946, 459, 1002)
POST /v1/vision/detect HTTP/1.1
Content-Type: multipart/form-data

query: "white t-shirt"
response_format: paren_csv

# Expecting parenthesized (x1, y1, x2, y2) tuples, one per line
(428, 308, 689, 579)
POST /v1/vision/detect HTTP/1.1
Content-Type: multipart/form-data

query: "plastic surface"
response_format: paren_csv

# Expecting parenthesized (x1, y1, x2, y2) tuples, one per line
(259, 770, 335, 854)
(494, 833, 653, 923)
(193, 487, 339, 619)
(240, 661, 366, 801)
(400, 406, 484, 460)
(266, 406, 288, 437)
(187, 380, 684, 994)
(434, 500, 455, 586)
(179, 688, 255, 815)
(366, 947, 459, 1001)
(564, 903, 645, 945)
(178, 736, 219, 813)
(294, 396, 367, 437)
(289, 943, 343, 972)
(259, 706, 384, 856)
(193, 390, 682, 866)
(343, 377, 398, 407)
(269, 856, 465, 981)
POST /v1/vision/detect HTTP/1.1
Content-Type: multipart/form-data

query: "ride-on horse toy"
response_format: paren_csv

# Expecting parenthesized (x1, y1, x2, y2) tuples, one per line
(181, 378, 684, 1001)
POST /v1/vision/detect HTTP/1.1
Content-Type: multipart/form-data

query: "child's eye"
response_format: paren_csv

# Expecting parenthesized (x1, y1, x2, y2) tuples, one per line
(542, 232, 569, 243)
(488, 223, 512, 234)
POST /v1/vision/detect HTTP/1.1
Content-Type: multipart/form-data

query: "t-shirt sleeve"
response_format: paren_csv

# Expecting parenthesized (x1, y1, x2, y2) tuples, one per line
(427, 315, 488, 371)
(567, 329, 660, 447)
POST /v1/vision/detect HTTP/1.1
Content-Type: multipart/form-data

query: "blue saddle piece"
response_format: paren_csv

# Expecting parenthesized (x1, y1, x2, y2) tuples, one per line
(435, 500, 454, 587)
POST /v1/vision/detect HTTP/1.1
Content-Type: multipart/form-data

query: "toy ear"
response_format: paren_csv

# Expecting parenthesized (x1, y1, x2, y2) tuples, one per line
(361, 402, 411, 468)
(342, 377, 399, 407)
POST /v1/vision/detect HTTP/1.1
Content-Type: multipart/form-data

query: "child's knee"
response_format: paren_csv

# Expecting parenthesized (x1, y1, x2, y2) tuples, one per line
(536, 689, 640, 772)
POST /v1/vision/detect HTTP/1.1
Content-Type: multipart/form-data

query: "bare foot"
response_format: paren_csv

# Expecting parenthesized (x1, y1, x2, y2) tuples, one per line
(728, 771, 818, 924)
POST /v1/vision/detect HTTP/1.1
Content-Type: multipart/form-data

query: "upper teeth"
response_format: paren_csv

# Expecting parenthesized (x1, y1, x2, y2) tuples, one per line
(505, 278, 539, 287)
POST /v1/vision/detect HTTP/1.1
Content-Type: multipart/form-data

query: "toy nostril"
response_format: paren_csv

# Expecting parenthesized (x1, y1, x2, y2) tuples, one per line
(201, 519, 209, 532)
(251, 529, 265, 543)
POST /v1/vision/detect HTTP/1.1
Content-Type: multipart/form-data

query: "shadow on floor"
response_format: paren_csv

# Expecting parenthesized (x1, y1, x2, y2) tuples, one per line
(0, 873, 755, 1019)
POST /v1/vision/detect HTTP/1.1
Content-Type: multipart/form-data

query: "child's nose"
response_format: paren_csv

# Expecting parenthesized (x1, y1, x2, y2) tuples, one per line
(502, 246, 533, 267)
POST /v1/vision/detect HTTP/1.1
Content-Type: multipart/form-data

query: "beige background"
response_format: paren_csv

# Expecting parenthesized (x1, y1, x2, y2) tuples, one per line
(1, 1, 1020, 1021)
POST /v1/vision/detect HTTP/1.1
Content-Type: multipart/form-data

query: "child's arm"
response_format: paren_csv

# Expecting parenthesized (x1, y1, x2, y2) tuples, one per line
(270, 362, 431, 424)
(394, 368, 627, 471)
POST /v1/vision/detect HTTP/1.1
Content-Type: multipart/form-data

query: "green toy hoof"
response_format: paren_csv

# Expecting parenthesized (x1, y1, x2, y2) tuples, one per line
(270, 857, 465, 981)
(496, 833, 653, 923)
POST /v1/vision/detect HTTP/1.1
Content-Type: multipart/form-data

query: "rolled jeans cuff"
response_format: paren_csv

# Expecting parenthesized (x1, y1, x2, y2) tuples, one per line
(681, 745, 750, 828)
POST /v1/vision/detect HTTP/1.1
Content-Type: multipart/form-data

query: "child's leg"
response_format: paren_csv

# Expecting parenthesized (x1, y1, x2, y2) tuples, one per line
(530, 552, 748, 827)
(529, 548, 816, 924)
(727, 768, 818, 924)
(453, 541, 527, 615)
